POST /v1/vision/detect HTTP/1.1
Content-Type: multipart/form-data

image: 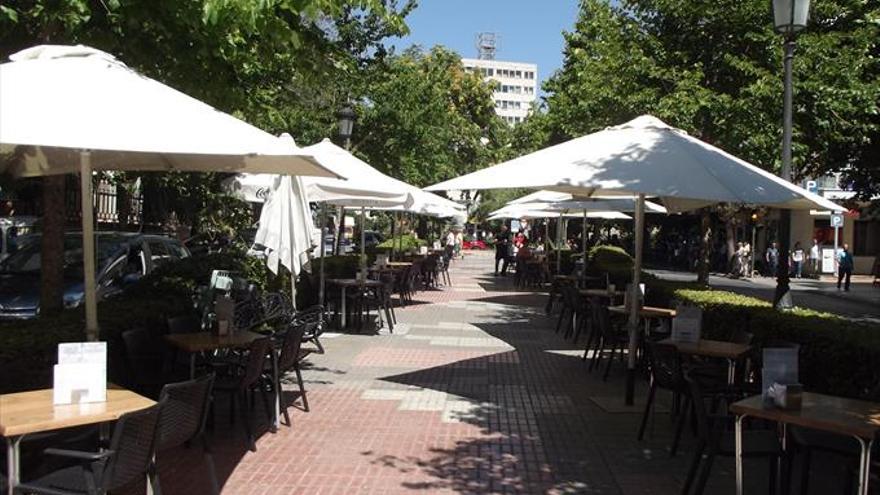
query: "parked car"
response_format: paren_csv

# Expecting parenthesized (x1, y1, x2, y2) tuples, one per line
(0, 216, 39, 262)
(0, 232, 189, 319)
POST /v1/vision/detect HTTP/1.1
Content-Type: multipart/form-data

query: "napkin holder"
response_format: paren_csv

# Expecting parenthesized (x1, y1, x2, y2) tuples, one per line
(766, 382, 803, 410)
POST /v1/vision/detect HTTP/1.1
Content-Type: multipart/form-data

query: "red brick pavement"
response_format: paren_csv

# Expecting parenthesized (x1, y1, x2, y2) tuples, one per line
(115, 251, 837, 495)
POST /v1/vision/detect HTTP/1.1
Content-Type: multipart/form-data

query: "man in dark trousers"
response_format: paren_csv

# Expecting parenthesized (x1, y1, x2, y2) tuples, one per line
(837, 243, 854, 291)
(495, 224, 511, 276)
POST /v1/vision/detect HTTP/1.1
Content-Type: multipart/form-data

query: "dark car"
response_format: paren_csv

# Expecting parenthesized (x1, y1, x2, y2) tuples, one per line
(0, 232, 189, 319)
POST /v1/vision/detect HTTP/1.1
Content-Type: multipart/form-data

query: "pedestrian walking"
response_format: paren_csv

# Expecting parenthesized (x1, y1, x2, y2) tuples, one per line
(495, 225, 511, 276)
(809, 239, 820, 274)
(791, 242, 805, 278)
(765, 242, 779, 276)
(837, 243, 854, 291)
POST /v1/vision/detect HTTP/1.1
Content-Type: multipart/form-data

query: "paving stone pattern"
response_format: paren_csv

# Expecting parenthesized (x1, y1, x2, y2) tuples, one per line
(140, 251, 843, 495)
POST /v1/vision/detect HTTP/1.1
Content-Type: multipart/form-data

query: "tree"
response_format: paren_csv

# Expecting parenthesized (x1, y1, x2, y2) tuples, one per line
(352, 46, 508, 189)
(0, 0, 412, 314)
(540, 0, 879, 283)
(543, 0, 879, 192)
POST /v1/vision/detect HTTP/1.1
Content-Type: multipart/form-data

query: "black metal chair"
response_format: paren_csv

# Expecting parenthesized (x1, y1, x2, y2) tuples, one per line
(14, 404, 163, 495)
(213, 337, 272, 451)
(121, 328, 176, 399)
(151, 374, 217, 495)
(681, 372, 784, 495)
(271, 320, 312, 426)
(292, 305, 328, 354)
(587, 303, 630, 380)
(638, 342, 690, 456)
(166, 314, 200, 334)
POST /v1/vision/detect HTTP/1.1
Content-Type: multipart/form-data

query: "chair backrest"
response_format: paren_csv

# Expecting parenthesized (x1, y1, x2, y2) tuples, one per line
(277, 322, 309, 372)
(157, 374, 215, 451)
(730, 329, 754, 345)
(561, 286, 581, 311)
(239, 338, 272, 391)
(121, 328, 164, 387)
(646, 342, 686, 391)
(684, 372, 713, 443)
(166, 314, 200, 334)
(592, 302, 614, 337)
(233, 299, 264, 332)
(262, 292, 294, 323)
(293, 305, 325, 338)
(102, 403, 163, 491)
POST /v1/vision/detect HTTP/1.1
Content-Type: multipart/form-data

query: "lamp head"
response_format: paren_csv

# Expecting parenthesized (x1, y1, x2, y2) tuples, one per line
(772, 0, 810, 35)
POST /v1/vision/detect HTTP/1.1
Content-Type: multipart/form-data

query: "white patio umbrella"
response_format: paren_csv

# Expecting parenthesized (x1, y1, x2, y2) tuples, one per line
(427, 115, 844, 404)
(0, 45, 339, 340)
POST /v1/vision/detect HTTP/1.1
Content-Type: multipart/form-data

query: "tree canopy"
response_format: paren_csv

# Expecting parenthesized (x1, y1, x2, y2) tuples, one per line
(539, 0, 880, 201)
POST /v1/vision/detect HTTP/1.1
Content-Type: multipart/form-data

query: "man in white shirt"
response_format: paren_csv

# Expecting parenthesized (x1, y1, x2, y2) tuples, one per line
(809, 239, 820, 274)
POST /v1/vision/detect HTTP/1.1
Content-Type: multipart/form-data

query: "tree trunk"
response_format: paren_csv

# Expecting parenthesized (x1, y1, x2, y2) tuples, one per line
(40, 175, 66, 317)
(696, 209, 712, 284)
(725, 221, 736, 273)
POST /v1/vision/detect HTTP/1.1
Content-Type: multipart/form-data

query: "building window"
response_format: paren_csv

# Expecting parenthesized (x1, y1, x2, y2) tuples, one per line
(515, 70, 522, 78)
(487, 68, 494, 76)
(853, 219, 880, 256)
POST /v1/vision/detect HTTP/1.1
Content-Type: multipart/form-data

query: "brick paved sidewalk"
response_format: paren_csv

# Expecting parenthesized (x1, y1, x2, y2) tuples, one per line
(145, 251, 841, 494)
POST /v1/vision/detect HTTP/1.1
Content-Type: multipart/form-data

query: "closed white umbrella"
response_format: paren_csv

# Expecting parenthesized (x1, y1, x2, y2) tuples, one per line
(0, 45, 338, 340)
(427, 115, 844, 404)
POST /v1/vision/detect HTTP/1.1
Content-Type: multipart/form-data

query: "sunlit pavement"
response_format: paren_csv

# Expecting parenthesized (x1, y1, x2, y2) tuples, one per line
(134, 251, 842, 494)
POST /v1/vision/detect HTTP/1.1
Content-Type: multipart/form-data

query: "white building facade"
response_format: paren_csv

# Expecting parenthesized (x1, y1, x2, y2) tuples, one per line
(461, 58, 537, 125)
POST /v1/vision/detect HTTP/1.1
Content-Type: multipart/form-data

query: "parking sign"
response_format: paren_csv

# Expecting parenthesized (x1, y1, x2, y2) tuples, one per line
(830, 213, 844, 228)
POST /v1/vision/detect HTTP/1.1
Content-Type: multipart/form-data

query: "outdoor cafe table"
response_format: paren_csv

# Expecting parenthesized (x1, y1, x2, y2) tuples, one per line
(658, 338, 752, 385)
(163, 330, 266, 379)
(384, 261, 413, 268)
(580, 289, 625, 302)
(608, 305, 677, 320)
(163, 330, 282, 430)
(1, 386, 155, 495)
(326, 278, 384, 329)
(731, 393, 880, 495)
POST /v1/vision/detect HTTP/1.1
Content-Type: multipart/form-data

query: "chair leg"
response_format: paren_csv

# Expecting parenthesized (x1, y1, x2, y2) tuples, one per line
(798, 450, 811, 495)
(670, 396, 691, 457)
(277, 374, 290, 427)
(637, 381, 656, 440)
(603, 343, 617, 381)
(241, 390, 256, 451)
(693, 451, 715, 495)
(202, 436, 220, 495)
(295, 365, 309, 412)
(681, 440, 705, 495)
(258, 383, 272, 425)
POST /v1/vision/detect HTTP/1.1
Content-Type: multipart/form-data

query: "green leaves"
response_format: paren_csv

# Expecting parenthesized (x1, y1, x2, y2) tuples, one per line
(540, 0, 880, 200)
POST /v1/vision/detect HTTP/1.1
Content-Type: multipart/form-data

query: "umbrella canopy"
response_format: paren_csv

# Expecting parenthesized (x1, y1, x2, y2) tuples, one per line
(488, 207, 629, 221)
(0, 45, 339, 340)
(427, 115, 843, 213)
(301, 139, 414, 208)
(427, 114, 845, 405)
(0, 45, 338, 178)
(254, 174, 318, 308)
(514, 198, 667, 215)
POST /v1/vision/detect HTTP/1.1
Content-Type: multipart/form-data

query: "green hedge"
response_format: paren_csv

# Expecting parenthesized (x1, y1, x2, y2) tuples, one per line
(0, 250, 271, 394)
(646, 281, 880, 399)
(376, 234, 428, 252)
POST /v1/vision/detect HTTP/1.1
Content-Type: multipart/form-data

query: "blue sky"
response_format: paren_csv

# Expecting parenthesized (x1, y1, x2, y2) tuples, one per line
(388, 1, 580, 96)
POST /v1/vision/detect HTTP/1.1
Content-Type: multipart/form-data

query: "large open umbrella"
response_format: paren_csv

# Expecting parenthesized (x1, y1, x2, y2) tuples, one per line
(427, 115, 844, 403)
(0, 45, 339, 340)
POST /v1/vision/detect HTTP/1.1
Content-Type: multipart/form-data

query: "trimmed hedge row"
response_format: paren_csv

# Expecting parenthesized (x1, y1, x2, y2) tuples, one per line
(647, 281, 880, 400)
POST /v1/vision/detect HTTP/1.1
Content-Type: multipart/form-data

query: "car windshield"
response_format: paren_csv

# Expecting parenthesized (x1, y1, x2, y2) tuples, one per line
(1, 234, 132, 278)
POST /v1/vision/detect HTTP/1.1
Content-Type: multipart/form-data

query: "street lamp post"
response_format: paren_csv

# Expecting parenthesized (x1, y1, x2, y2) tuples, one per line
(771, 0, 810, 309)
(334, 103, 357, 256)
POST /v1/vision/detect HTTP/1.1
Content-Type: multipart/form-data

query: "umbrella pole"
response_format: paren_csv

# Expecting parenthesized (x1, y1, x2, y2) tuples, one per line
(360, 207, 366, 271)
(80, 151, 99, 341)
(319, 205, 327, 309)
(544, 217, 549, 254)
(625, 193, 645, 405)
(556, 213, 562, 274)
(582, 209, 588, 269)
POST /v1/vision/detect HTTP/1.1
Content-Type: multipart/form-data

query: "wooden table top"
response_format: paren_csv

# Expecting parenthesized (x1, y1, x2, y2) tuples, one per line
(0, 387, 155, 437)
(608, 305, 677, 319)
(730, 393, 880, 439)
(580, 289, 625, 298)
(659, 338, 752, 360)
(164, 330, 265, 353)
(385, 261, 413, 268)
(554, 274, 578, 281)
(325, 278, 383, 287)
